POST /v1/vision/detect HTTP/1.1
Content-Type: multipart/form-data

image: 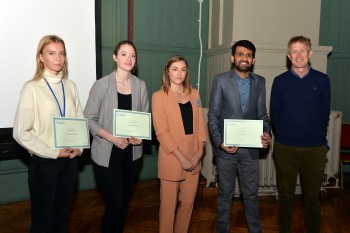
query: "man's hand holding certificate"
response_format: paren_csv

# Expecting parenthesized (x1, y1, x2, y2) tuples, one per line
(224, 119, 263, 148)
(113, 109, 152, 140)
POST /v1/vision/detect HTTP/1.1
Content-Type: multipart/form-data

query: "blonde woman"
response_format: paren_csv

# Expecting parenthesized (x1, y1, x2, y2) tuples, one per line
(13, 35, 84, 233)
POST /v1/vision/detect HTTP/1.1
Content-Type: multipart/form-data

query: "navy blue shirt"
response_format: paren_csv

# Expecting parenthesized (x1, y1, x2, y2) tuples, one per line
(270, 67, 331, 147)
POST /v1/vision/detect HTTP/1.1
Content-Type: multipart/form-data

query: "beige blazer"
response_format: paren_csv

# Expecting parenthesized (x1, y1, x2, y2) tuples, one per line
(152, 88, 206, 181)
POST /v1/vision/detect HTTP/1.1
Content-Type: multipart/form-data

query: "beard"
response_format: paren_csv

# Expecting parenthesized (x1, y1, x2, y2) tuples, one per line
(234, 61, 251, 72)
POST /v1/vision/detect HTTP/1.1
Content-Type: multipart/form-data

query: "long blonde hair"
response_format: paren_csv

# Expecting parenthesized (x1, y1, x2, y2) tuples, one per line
(33, 35, 68, 81)
(161, 55, 192, 94)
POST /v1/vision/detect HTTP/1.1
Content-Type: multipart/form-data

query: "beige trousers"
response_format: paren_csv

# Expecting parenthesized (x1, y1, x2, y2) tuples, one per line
(159, 172, 199, 233)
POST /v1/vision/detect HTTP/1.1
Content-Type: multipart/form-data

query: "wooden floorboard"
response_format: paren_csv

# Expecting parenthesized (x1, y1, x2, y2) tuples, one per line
(1, 176, 350, 233)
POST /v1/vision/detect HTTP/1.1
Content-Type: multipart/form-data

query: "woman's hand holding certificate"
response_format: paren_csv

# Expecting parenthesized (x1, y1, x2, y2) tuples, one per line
(53, 117, 90, 149)
(113, 109, 152, 140)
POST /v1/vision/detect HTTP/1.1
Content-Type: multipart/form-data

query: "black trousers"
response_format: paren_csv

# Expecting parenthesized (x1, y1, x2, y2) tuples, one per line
(93, 146, 141, 233)
(28, 156, 78, 233)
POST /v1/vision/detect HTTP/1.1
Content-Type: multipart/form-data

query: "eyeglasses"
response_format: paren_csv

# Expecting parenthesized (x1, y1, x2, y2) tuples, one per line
(235, 52, 253, 59)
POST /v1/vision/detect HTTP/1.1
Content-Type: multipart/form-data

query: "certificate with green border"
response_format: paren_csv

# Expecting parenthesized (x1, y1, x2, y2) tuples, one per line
(113, 109, 152, 140)
(53, 117, 90, 149)
(224, 119, 263, 148)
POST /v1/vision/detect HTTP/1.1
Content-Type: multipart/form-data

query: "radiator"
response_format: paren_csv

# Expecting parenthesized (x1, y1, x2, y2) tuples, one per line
(201, 108, 217, 187)
(201, 109, 342, 195)
(324, 110, 342, 187)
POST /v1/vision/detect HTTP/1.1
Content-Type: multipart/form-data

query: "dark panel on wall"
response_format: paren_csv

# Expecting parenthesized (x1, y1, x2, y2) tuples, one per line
(132, 0, 209, 105)
(320, 0, 350, 122)
(95, 0, 102, 79)
(100, 0, 129, 77)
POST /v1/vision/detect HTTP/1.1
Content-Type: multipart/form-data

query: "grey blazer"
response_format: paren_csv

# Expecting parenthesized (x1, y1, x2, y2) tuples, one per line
(84, 71, 149, 167)
(208, 69, 271, 160)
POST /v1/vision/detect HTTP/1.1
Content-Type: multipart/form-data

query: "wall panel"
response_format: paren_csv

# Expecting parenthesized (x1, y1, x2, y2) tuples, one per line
(320, 0, 350, 122)
(98, 0, 210, 185)
(133, 0, 209, 102)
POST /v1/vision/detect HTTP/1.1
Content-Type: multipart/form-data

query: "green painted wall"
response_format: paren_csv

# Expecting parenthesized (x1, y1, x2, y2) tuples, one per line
(0, 153, 97, 204)
(320, 0, 350, 123)
(320, 0, 350, 173)
(132, 0, 209, 104)
(7, 0, 350, 204)
(0, 0, 209, 204)
(0, 149, 158, 204)
(100, 0, 209, 185)
(100, 0, 209, 104)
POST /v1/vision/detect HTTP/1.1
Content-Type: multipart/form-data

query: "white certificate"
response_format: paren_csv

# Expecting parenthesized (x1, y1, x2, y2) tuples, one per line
(224, 119, 263, 148)
(53, 117, 90, 149)
(113, 109, 152, 140)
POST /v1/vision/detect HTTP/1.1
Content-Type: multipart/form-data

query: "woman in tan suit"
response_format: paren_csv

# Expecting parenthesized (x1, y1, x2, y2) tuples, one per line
(152, 55, 206, 233)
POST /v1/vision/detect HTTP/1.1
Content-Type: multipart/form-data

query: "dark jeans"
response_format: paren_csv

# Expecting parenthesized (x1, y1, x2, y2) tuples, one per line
(93, 146, 141, 233)
(28, 156, 78, 233)
(274, 141, 327, 233)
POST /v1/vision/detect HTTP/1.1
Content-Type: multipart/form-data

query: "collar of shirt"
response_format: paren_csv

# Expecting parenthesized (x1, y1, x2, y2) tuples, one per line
(233, 70, 251, 87)
(233, 69, 252, 80)
(290, 65, 310, 79)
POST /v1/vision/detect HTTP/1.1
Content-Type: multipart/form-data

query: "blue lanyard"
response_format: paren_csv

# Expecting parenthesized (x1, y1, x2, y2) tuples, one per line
(44, 78, 66, 117)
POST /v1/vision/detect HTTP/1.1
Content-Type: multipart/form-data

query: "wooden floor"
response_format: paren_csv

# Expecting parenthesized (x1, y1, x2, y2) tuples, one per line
(1, 176, 350, 233)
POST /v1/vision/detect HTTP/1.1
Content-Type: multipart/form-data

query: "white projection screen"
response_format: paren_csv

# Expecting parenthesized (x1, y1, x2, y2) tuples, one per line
(0, 0, 96, 129)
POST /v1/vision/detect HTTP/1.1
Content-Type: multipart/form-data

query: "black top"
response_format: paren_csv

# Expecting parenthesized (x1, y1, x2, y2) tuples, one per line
(179, 101, 193, 135)
(117, 92, 132, 111)
(110, 92, 132, 163)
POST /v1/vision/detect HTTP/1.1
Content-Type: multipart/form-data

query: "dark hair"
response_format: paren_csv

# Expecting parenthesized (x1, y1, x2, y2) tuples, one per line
(113, 40, 137, 72)
(162, 55, 192, 94)
(231, 40, 256, 58)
